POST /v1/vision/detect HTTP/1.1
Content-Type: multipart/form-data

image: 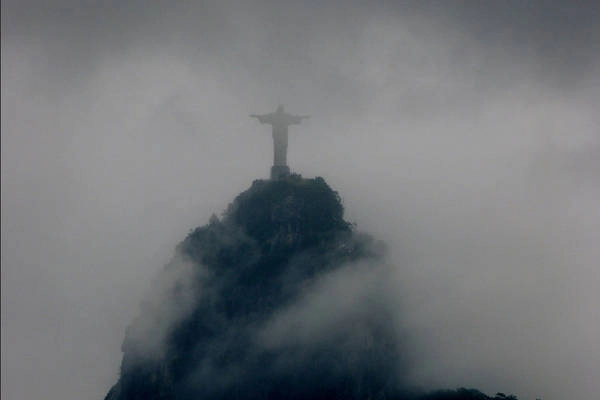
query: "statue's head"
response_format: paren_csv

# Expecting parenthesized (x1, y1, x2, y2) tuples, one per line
(277, 104, 284, 113)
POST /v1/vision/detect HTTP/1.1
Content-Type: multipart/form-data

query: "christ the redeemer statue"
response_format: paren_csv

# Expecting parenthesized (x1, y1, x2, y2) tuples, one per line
(251, 105, 309, 179)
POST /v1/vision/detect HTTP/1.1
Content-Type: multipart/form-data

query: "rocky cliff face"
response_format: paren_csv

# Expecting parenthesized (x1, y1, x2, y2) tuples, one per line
(105, 175, 397, 400)
(104, 175, 520, 400)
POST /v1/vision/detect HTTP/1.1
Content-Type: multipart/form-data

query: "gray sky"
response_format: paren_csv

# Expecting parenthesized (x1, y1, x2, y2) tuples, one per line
(2, 1, 599, 399)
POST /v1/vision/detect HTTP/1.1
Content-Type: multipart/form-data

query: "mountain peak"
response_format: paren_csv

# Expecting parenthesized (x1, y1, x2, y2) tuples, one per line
(106, 176, 394, 400)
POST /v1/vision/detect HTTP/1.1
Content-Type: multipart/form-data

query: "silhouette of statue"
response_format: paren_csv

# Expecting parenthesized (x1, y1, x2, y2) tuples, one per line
(251, 105, 309, 179)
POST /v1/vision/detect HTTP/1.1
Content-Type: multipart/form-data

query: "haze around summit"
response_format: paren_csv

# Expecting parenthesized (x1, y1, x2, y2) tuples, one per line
(2, 1, 599, 400)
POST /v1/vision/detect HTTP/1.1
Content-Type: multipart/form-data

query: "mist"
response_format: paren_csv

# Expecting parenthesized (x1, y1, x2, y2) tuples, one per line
(2, 1, 599, 400)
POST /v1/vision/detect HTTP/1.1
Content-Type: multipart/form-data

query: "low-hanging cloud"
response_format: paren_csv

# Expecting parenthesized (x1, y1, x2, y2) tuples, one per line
(257, 260, 394, 350)
(121, 252, 203, 360)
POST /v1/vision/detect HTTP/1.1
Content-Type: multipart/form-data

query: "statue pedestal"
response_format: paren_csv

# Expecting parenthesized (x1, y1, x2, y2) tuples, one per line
(271, 165, 290, 180)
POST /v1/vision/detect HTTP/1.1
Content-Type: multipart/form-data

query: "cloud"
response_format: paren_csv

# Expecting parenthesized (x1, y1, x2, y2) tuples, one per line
(257, 260, 396, 350)
(121, 252, 203, 360)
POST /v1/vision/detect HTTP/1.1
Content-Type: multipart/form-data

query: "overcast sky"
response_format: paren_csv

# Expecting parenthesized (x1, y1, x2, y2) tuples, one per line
(2, 1, 599, 399)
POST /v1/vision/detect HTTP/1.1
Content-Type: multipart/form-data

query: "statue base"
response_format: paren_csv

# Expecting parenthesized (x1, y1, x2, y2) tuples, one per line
(270, 165, 290, 180)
